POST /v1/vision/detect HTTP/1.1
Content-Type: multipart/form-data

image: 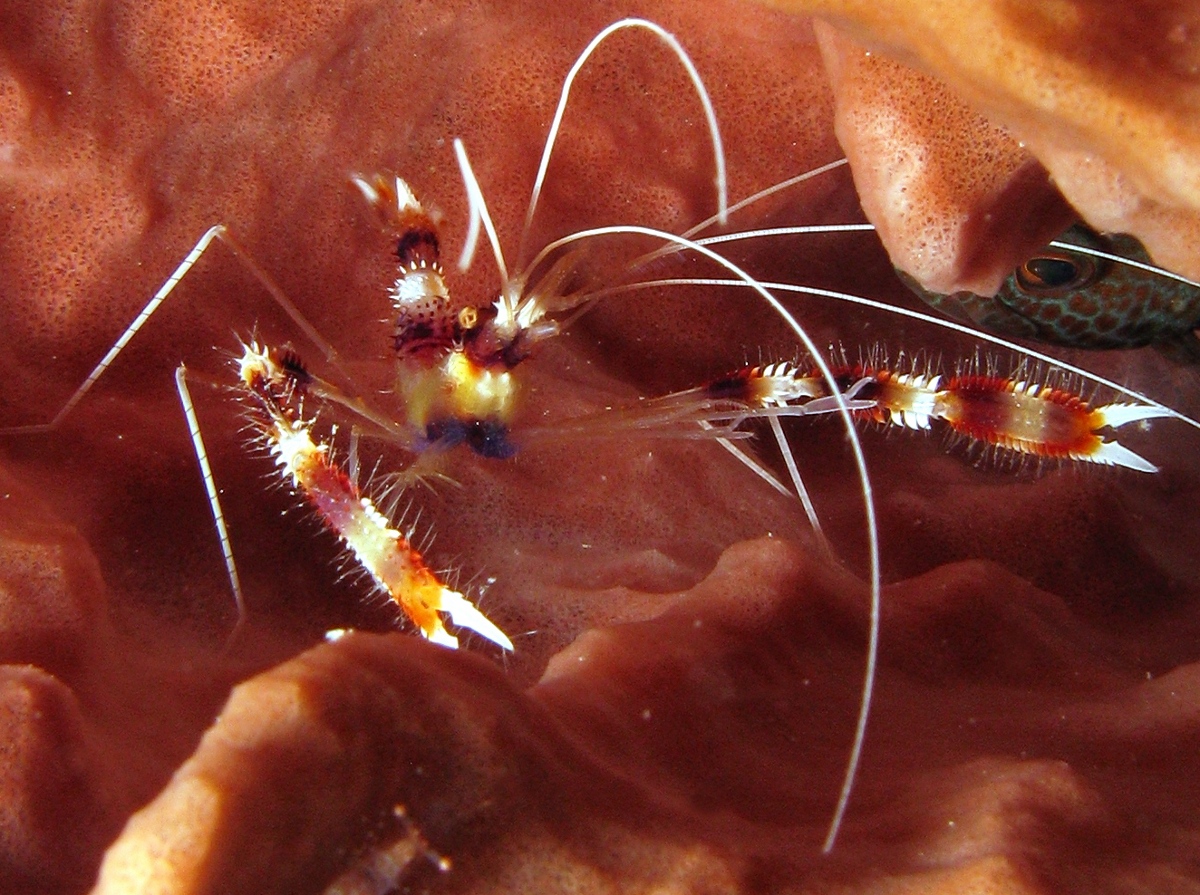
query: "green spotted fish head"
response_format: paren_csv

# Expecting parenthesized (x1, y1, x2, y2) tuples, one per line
(903, 224, 1200, 353)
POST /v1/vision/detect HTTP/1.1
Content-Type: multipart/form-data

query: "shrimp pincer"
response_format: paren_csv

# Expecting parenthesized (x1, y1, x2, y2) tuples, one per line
(236, 340, 512, 651)
(698, 355, 1170, 472)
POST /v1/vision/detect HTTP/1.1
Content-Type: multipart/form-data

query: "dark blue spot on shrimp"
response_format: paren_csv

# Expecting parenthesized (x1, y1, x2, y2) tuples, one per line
(902, 224, 1200, 352)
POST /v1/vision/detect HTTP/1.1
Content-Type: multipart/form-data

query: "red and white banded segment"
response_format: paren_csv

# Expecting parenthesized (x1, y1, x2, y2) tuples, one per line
(239, 342, 513, 650)
(931, 375, 1170, 473)
(715, 361, 1172, 473)
(351, 173, 461, 362)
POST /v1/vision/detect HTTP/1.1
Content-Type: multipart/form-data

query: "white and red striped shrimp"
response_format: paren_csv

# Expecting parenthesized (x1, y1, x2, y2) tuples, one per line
(3, 8, 1200, 893)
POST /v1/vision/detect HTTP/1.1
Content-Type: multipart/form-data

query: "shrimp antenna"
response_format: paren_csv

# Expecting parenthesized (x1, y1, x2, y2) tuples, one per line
(552, 162, 864, 311)
(523, 18, 728, 251)
(453, 137, 509, 281)
(528, 222, 880, 854)
(681, 157, 851, 240)
(693, 222, 878, 249)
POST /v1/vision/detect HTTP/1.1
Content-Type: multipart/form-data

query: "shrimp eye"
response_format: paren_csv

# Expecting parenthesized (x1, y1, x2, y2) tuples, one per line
(1015, 253, 1097, 292)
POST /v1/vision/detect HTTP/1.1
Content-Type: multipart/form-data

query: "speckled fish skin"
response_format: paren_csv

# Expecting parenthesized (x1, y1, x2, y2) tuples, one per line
(905, 224, 1200, 350)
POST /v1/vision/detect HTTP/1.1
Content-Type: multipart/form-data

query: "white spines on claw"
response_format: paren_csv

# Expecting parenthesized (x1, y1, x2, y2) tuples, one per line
(712, 354, 1169, 473)
(239, 340, 513, 651)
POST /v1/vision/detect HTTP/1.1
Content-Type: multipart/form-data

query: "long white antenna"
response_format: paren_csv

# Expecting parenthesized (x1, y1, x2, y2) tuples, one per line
(454, 138, 509, 281)
(524, 18, 728, 245)
(529, 222, 881, 853)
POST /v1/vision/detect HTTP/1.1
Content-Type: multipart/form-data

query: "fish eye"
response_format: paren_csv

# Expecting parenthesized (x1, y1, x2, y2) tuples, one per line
(1014, 252, 1098, 292)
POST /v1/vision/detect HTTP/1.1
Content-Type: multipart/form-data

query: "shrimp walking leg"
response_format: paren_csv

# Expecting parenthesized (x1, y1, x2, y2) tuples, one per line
(0, 225, 359, 437)
(175, 364, 246, 637)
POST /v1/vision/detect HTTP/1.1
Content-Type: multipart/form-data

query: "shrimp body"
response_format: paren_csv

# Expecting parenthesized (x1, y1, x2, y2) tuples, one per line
(906, 224, 1200, 350)
(353, 173, 561, 459)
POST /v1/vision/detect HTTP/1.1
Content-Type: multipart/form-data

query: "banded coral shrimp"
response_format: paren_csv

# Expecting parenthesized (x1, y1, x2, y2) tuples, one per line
(3, 3, 1200, 894)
